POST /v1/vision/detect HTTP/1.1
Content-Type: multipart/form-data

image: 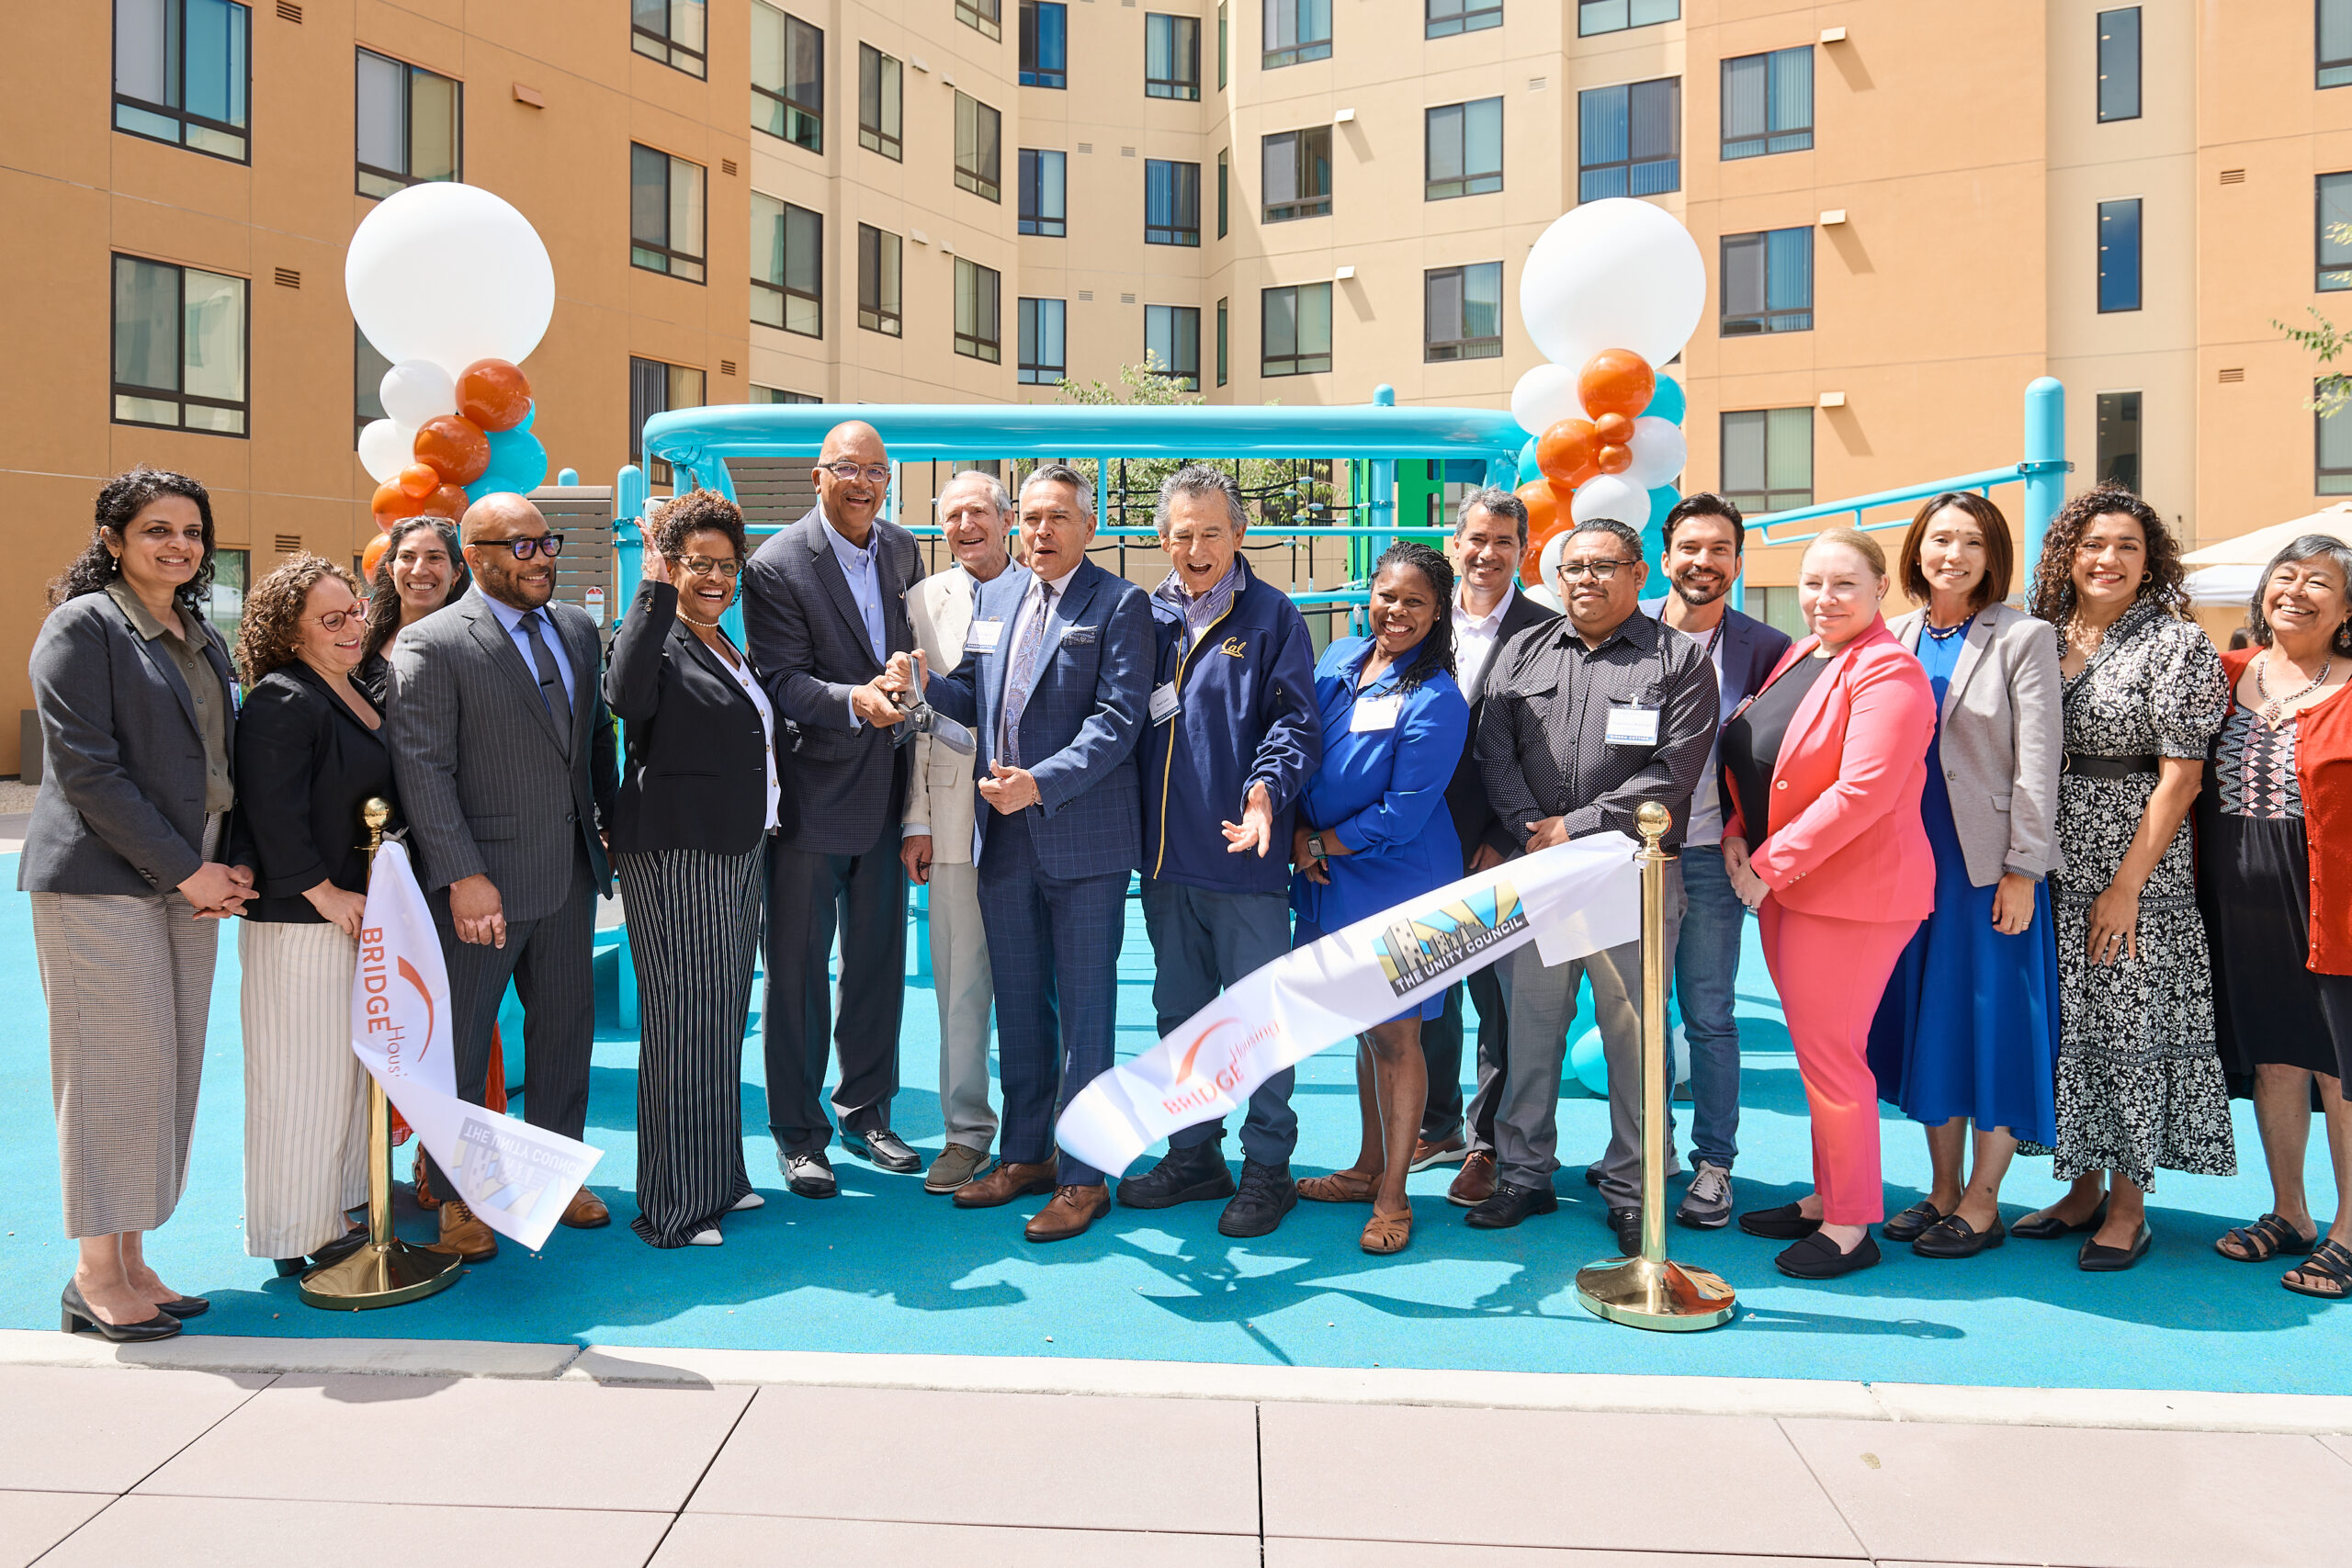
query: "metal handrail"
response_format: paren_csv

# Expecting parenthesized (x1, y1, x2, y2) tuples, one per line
(1747, 465, 2027, 547)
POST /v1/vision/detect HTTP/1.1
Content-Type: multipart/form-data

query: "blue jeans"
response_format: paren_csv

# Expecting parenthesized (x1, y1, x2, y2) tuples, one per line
(1671, 844, 1747, 1171)
(1141, 877, 1299, 1166)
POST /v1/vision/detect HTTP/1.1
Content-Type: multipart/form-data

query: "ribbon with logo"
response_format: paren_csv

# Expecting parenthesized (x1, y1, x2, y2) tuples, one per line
(1056, 836, 1642, 1179)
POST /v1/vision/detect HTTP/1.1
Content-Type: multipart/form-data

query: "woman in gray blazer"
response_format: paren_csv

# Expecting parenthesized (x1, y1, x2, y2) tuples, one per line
(1866, 492, 2064, 1258)
(24, 468, 254, 1340)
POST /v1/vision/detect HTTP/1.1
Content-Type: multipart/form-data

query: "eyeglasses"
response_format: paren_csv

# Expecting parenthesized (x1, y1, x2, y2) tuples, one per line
(478, 534, 565, 559)
(679, 556, 741, 579)
(821, 462, 893, 484)
(310, 610, 363, 632)
(1556, 558, 1634, 582)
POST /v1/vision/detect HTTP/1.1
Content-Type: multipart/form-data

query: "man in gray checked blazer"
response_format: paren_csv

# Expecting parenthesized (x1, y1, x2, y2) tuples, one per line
(741, 420, 927, 1199)
(388, 493, 619, 1261)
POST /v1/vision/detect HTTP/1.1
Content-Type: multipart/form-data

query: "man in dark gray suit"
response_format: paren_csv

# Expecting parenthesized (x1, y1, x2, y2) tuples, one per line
(741, 421, 926, 1198)
(388, 493, 619, 1262)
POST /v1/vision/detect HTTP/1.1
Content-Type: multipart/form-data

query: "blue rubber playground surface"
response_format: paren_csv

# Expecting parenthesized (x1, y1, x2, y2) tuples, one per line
(2, 851, 2344, 1394)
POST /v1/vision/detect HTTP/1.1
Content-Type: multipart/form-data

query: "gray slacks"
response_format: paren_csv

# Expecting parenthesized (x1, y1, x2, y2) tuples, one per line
(924, 859, 999, 1155)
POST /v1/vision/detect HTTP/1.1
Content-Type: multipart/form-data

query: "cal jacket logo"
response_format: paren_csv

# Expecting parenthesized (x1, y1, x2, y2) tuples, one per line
(1372, 881, 1528, 998)
(1219, 637, 1247, 658)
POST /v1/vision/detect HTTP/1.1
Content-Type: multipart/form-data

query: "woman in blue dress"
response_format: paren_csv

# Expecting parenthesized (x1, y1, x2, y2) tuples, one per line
(1866, 493, 2065, 1257)
(1289, 541, 1471, 1254)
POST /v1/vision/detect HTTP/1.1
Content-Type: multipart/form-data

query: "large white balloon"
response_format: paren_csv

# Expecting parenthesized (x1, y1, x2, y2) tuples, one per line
(1622, 417, 1690, 490)
(347, 183, 556, 373)
(1510, 363, 1586, 438)
(356, 418, 413, 483)
(1570, 474, 1653, 528)
(1521, 198, 1707, 371)
(379, 360, 458, 427)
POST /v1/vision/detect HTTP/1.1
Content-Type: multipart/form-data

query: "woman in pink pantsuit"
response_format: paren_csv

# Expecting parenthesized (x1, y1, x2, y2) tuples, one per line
(1718, 528, 1938, 1280)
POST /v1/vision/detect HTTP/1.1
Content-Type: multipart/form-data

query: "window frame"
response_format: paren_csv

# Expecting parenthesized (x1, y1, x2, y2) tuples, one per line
(113, 0, 252, 164)
(2319, 172, 2352, 291)
(752, 192, 823, 339)
(2321, 399, 2352, 494)
(751, 3, 823, 152)
(631, 0, 708, 78)
(2098, 196, 2143, 313)
(1262, 0, 1332, 69)
(2097, 7, 2142, 122)
(112, 252, 250, 437)
(355, 48, 463, 200)
(1577, 75, 1680, 200)
(1216, 296, 1229, 386)
(2324, 0, 2352, 89)
(958, 0, 1003, 41)
(2095, 389, 2143, 492)
(1018, 297, 1067, 385)
(956, 256, 1003, 363)
(1020, 0, 1069, 88)
(1577, 0, 1677, 37)
(629, 356, 706, 485)
(1719, 407, 1813, 516)
(1218, 1, 1228, 89)
(1147, 13, 1203, 99)
(630, 143, 708, 284)
(1425, 96, 1504, 200)
(1719, 46, 1812, 161)
(1145, 303, 1202, 389)
(1262, 126, 1332, 221)
(355, 323, 390, 442)
(1424, 261, 1504, 362)
(1427, 0, 1502, 38)
(1146, 159, 1202, 246)
(956, 92, 1003, 202)
(858, 223, 903, 336)
(1261, 281, 1333, 377)
(1719, 226, 1813, 336)
(1216, 149, 1228, 237)
(1019, 148, 1069, 236)
(858, 43, 902, 159)
(750, 385, 821, 404)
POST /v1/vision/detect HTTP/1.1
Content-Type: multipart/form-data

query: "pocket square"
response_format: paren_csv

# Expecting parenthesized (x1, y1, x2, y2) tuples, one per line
(1059, 625, 1099, 646)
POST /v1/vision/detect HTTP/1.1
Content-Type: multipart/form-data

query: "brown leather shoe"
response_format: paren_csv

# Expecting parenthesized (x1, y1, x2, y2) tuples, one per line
(954, 1159, 1057, 1209)
(1448, 1152, 1497, 1208)
(1025, 1184, 1110, 1243)
(428, 1199, 498, 1261)
(560, 1188, 611, 1228)
(412, 1150, 441, 1211)
(1409, 1135, 1465, 1171)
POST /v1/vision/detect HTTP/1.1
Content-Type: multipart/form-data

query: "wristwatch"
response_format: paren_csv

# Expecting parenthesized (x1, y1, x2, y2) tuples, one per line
(1307, 833, 1328, 861)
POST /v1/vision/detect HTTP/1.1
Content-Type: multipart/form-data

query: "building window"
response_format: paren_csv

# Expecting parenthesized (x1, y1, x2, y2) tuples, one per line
(355, 324, 390, 441)
(632, 0, 707, 77)
(630, 145, 707, 282)
(205, 549, 248, 649)
(752, 194, 822, 337)
(1018, 298, 1067, 384)
(1578, 0, 1676, 37)
(750, 385, 820, 403)
(2096, 390, 2142, 491)
(1146, 304, 1202, 389)
(112, 254, 247, 435)
(1147, 160, 1202, 245)
(1148, 14, 1203, 98)
(2323, 403, 2352, 494)
(858, 44, 902, 159)
(2320, 173, 2352, 290)
(1263, 127, 1332, 221)
(1578, 76, 1679, 199)
(114, 0, 250, 163)
(1216, 150, 1229, 236)
(1721, 227, 1812, 335)
(2098, 8, 2141, 122)
(2324, 0, 2352, 88)
(1261, 282, 1332, 377)
(2098, 197, 2142, 312)
(956, 93, 1003, 201)
(1020, 149, 1068, 236)
(1428, 0, 1501, 38)
(858, 224, 902, 335)
(1721, 408, 1812, 515)
(1425, 262, 1503, 362)
(1264, 0, 1332, 68)
(1218, 1, 1228, 88)
(1426, 97, 1503, 200)
(959, 0, 1002, 41)
(1216, 297, 1228, 385)
(1721, 48, 1811, 160)
(355, 51, 460, 199)
(752, 5, 822, 151)
(630, 358, 705, 485)
(1021, 2, 1068, 88)
(956, 257, 1002, 363)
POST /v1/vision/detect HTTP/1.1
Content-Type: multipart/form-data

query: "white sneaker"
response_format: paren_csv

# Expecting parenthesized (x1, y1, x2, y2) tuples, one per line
(1676, 1160, 1733, 1230)
(730, 1191, 764, 1211)
(686, 1227, 723, 1246)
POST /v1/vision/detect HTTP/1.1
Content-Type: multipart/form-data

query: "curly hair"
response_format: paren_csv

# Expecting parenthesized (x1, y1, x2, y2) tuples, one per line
(2245, 533, 2352, 657)
(648, 487, 750, 565)
(362, 515, 469, 663)
(1371, 539, 1456, 691)
(2026, 485, 2189, 624)
(48, 467, 218, 614)
(236, 555, 362, 683)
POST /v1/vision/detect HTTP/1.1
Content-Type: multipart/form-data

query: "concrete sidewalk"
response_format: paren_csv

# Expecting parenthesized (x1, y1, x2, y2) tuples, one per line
(4, 1335, 2349, 1567)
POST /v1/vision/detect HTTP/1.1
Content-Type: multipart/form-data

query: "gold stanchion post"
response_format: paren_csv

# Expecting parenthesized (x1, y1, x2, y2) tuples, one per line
(300, 799, 465, 1311)
(1573, 801, 1737, 1332)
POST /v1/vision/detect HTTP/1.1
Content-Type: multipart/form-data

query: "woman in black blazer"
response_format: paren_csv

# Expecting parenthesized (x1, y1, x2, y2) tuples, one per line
(231, 556, 392, 1278)
(608, 490, 790, 1247)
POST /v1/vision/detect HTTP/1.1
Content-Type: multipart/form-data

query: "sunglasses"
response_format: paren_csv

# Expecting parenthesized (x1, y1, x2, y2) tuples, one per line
(477, 534, 566, 559)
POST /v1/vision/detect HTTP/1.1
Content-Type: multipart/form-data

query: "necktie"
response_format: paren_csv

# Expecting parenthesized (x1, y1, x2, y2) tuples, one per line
(519, 610, 573, 747)
(999, 581, 1056, 769)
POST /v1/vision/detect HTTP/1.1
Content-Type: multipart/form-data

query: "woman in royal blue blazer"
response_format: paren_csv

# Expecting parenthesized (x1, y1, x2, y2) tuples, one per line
(1290, 541, 1472, 1255)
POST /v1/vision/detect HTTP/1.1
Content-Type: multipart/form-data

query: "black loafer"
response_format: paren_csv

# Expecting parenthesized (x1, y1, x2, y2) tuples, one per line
(1880, 1200, 1947, 1243)
(782, 1150, 838, 1199)
(2013, 1194, 2109, 1240)
(2078, 1223, 2153, 1271)
(1738, 1201, 1821, 1241)
(1607, 1206, 1642, 1258)
(1912, 1213, 2006, 1258)
(1465, 1180, 1559, 1229)
(844, 1130, 922, 1174)
(1776, 1231, 1883, 1279)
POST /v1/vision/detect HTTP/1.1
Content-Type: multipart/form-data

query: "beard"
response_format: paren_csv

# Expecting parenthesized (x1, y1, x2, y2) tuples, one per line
(1672, 569, 1729, 608)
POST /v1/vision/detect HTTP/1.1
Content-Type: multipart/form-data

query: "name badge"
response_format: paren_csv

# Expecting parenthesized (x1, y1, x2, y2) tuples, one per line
(965, 618, 1004, 654)
(1351, 694, 1403, 733)
(1149, 681, 1181, 724)
(1605, 702, 1661, 747)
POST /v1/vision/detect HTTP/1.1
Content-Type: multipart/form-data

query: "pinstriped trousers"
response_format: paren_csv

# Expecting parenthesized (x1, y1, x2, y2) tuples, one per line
(616, 847, 763, 1247)
(237, 920, 370, 1258)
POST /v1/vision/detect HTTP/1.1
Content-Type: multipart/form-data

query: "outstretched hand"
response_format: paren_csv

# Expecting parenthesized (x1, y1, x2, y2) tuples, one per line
(1222, 783, 1275, 857)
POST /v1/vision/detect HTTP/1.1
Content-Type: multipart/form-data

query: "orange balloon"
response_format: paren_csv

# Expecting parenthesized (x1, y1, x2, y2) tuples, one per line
(1521, 513, 1574, 589)
(371, 481, 425, 521)
(1535, 419, 1599, 490)
(1577, 349, 1657, 423)
(1595, 444, 1633, 476)
(420, 484, 471, 520)
(413, 415, 491, 485)
(1515, 482, 1573, 586)
(456, 359, 533, 433)
(1592, 412, 1634, 446)
(397, 462, 439, 499)
(360, 532, 391, 581)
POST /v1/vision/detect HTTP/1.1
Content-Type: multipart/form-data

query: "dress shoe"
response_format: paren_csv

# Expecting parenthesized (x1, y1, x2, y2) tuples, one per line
(428, 1199, 499, 1262)
(686, 1227, 722, 1247)
(844, 1129, 922, 1174)
(782, 1150, 838, 1200)
(1408, 1135, 1465, 1172)
(1025, 1184, 1110, 1242)
(1218, 1159, 1297, 1238)
(2078, 1223, 2153, 1271)
(2013, 1195, 2109, 1240)
(1776, 1231, 1883, 1279)
(1913, 1213, 2006, 1258)
(412, 1148, 442, 1211)
(310, 1222, 369, 1269)
(1608, 1206, 1643, 1258)
(1738, 1201, 1821, 1241)
(154, 1294, 210, 1319)
(730, 1190, 765, 1211)
(61, 1281, 182, 1341)
(1465, 1180, 1558, 1229)
(924, 1145, 994, 1194)
(560, 1188, 611, 1228)
(1116, 1139, 1236, 1209)
(954, 1159, 1058, 1209)
(1880, 1200, 1948, 1244)
(1447, 1151, 1497, 1208)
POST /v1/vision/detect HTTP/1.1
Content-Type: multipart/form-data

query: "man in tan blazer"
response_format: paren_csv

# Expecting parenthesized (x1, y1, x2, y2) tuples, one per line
(901, 470, 1017, 1193)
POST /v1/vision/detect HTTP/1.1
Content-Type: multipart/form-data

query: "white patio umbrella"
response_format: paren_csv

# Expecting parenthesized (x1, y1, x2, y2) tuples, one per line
(2181, 501, 2352, 566)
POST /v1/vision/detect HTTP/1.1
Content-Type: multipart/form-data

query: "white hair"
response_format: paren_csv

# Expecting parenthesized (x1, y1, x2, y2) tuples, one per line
(936, 468, 1012, 515)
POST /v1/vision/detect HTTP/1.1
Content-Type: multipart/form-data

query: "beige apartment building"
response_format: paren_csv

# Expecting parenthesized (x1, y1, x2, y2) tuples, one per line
(4, 0, 2352, 773)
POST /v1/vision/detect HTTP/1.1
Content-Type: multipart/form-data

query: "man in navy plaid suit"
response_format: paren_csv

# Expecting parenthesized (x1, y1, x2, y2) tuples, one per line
(907, 463, 1153, 1242)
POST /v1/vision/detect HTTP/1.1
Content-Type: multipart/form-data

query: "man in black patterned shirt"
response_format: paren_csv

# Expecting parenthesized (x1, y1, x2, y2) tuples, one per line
(1467, 518, 1719, 1256)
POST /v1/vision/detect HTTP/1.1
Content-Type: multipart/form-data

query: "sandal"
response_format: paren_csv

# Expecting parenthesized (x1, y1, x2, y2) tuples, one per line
(1361, 1207, 1413, 1255)
(1296, 1170, 1379, 1204)
(2215, 1213, 2316, 1262)
(2283, 1238, 2352, 1300)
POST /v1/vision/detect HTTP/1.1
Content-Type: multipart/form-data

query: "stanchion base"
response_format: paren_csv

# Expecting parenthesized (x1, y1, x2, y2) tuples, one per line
(298, 1240, 463, 1312)
(1574, 1255, 1736, 1333)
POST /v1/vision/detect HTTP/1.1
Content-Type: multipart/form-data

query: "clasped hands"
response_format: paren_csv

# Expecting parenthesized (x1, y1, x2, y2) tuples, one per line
(177, 861, 254, 920)
(880, 651, 1040, 815)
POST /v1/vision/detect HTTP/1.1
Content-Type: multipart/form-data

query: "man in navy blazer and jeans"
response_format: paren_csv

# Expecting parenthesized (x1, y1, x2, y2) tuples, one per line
(910, 463, 1153, 1243)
